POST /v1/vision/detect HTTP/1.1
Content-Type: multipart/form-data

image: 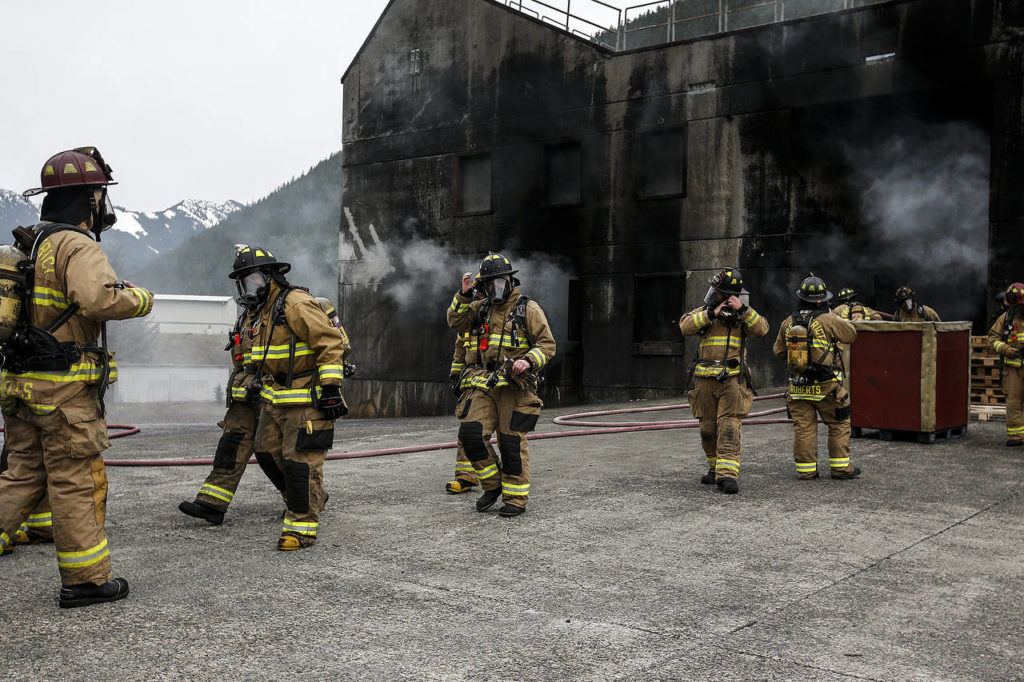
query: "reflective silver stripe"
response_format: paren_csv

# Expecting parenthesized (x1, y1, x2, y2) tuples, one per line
(57, 538, 110, 568)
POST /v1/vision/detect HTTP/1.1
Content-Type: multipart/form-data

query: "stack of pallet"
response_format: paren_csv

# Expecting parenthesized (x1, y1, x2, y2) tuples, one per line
(971, 336, 1006, 419)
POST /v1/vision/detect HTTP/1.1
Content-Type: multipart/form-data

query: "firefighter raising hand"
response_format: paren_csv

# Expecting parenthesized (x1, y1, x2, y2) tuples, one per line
(715, 296, 743, 315)
(461, 272, 475, 295)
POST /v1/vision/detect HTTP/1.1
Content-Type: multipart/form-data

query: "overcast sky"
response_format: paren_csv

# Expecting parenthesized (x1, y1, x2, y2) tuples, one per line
(0, 0, 392, 210)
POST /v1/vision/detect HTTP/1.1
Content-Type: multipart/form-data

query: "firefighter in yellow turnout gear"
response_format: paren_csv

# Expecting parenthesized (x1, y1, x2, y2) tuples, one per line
(773, 275, 860, 480)
(0, 444, 52, 550)
(178, 274, 261, 525)
(989, 282, 1024, 447)
(893, 286, 940, 322)
(234, 246, 348, 550)
(679, 268, 769, 494)
(0, 147, 153, 607)
(447, 253, 556, 517)
(832, 288, 883, 321)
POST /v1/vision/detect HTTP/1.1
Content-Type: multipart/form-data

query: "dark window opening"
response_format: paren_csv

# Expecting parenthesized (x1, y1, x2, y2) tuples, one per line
(545, 142, 582, 206)
(633, 273, 686, 345)
(455, 153, 492, 215)
(638, 127, 687, 199)
(567, 278, 583, 343)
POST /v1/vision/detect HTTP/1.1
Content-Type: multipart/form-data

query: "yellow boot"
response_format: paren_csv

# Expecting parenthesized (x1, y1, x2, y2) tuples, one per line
(445, 478, 477, 494)
(277, 532, 315, 551)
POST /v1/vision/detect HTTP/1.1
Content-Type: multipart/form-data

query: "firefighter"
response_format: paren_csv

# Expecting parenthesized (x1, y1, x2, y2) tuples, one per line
(832, 288, 883, 321)
(773, 275, 861, 480)
(893, 286, 940, 322)
(177, 247, 263, 526)
(0, 444, 52, 552)
(988, 282, 1024, 447)
(679, 268, 769, 494)
(447, 253, 556, 517)
(0, 147, 154, 607)
(444, 277, 496, 495)
(235, 246, 348, 550)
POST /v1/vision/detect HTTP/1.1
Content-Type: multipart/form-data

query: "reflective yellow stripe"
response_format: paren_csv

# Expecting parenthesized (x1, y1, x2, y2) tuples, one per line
(475, 464, 499, 479)
(455, 462, 476, 472)
(259, 385, 316, 405)
(25, 403, 58, 415)
(450, 362, 465, 373)
(716, 459, 740, 472)
(1007, 425, 1024, 436)
(450, 294, 470, 313)
(25, 512, 53, 528)
(0, 531, 11, 549)
(483, 334, 530, 349)
(694, 365, 740, 378)
(32, 286, 70, 309)
(199, 484, 234, 502)
(742, 310, 761, 327)
(251, 343, 313, 360)
(700, 336, 742, 348)
(527, 347, 547, 369)
(318, 365, 345, 381)
(502, 482, 530, 496)
(461, 375, 509, 391)
(9, 360, 116, 383)
(1007, 357, 1023, 368)
(282, 520, 318, 536)
(128, 287, 151, 318)
(230, 386, 249, 399)
(57, 538, 109, 568)
(828, 458, 851, 468)
(795, 462, 818, 472)
(694, 310, 709, 328)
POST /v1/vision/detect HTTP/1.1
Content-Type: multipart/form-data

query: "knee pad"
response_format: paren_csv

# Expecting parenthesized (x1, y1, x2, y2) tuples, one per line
(699, 422, 717, 441)
(284, 460, 311, 514)
(213, 431, 245, 471)
(498, 433, 522, 476)
(458, 421, 488, 462)
(254, 451, 286, 491)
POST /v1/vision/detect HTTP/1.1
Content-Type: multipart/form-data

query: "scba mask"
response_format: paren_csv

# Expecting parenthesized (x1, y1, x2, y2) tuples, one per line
(91, 188, 117, 233)
(704, 287, 725, 307)
(487, 277, 510, 304)
(237, 271, 270, 308)
(902, 298, 915, 312)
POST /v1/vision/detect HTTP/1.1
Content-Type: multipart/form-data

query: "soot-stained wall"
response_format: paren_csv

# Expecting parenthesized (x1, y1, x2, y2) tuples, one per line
(340, 0, 1024, 417)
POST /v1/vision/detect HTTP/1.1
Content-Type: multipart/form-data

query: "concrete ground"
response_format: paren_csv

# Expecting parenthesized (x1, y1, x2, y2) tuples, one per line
(1, 394, 1022, 681)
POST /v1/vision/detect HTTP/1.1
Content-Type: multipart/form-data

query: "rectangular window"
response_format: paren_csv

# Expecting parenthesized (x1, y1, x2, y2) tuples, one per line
(545, 142, 582, 206)
(638, 127, 687, 199)
(455, 153, 492, 215)
(632, 273, 686, 348)
(567, 278, 583, 343)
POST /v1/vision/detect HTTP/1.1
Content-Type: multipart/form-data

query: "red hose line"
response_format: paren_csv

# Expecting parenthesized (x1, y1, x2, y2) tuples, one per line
(0, 425, 139, 439)
(103, 396, 797, 468)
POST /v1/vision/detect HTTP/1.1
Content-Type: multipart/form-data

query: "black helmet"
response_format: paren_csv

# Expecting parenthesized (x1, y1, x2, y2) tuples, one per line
(797, 274, 832, 303)
(229, 244, 290, 280)
(708, 268, 745, 296)
(836, 287, 857, 304)
(894, 286, 915, 302)
(477, 252, 518, 281)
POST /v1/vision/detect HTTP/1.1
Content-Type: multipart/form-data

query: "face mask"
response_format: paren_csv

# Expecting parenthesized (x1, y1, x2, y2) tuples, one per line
(92, 188, 117, 231)
(704, 287, 724, 307)
(237, 271, 269, 308)
(902, 299, 914, 311)
(488, 277, 509, 304)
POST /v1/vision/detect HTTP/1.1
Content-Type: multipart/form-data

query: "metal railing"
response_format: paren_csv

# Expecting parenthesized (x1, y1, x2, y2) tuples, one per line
(504, 0, 889, 51)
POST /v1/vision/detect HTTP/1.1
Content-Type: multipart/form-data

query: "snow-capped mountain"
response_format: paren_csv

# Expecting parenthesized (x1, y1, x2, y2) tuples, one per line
(0, 188, 242, 269)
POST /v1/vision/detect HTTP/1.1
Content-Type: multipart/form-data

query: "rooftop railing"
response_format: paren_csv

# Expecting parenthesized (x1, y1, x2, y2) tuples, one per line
(504, 0, 890, 51)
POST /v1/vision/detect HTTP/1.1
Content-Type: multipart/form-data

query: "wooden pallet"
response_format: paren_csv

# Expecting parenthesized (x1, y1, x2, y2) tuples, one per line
(878, 425, 968, 444)
(971, 404, 1007, 422)
(970, 336, 1006, 405)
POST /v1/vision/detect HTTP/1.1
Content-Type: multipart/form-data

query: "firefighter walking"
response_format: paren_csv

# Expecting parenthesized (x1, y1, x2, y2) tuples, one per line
(447, 253, 556, 517)
(0, 445, 53, 551)
(679, 268, 769, 494)
(234, 246, 348, 550)
(989, 282, 1024, 447)
(0, 147, 154, 607)
(178, 256, 261, 525)
(773, 275, 861, 480)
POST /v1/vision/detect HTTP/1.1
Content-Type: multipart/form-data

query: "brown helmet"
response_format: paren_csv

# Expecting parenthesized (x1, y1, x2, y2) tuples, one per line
(1006, 282, 1024, 306)
(23, 147, 116, 197)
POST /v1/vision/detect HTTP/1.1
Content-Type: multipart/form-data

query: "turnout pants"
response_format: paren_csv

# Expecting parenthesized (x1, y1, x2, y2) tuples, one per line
(787, 384, 856, 478)
(1004, 366, 1023, 443)
(688, 376, 754, 481)
(1, 444, 52, 540)
(254, 402, 332, 540)
(0, 393, 113, 585)
(456, 386, 542, 508)
(453, 443, 481, 484)
(193, 402, 259, 510)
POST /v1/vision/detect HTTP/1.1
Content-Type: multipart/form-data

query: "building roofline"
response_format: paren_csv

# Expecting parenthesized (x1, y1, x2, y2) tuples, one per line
(341, 0, 612, 84)
(154, 294, 234, 303)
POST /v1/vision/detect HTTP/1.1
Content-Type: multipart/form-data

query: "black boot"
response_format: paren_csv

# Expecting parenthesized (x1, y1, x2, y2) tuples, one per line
(498, 503, 525, 517)
(831, 467, 862, 480)
(59, 578, 130, 609)
(178, 500, 225, 525)
(476, 489, 501, 512)
(717, 478, 739, 494)
(700, 470, 716, 485)
(1006, 439, 1023, 447)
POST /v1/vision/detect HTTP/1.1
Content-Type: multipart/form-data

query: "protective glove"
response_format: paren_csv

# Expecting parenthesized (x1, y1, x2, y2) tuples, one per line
(318, 384, 348, 420)
(449, 374, 463, 396)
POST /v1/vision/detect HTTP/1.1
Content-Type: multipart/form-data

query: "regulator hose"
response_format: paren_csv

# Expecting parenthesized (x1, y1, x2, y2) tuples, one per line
(103, 392, 795, 467)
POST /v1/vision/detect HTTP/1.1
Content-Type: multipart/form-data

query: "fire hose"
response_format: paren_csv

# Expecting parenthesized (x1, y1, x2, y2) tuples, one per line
(98, 392, 794, 467)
